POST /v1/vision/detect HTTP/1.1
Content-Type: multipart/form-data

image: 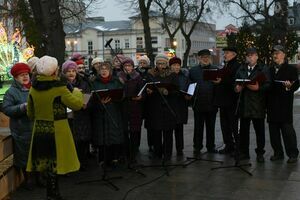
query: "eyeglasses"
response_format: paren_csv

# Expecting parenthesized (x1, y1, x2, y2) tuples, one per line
(156, 62, 167, 65)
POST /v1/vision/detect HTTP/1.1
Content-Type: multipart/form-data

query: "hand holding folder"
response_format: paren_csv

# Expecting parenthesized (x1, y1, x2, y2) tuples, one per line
(92, 88, 124, 102)
(203, 67, 231, 81)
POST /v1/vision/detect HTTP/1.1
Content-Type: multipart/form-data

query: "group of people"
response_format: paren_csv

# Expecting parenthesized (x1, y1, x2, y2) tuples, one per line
(2, 44, 299, 199)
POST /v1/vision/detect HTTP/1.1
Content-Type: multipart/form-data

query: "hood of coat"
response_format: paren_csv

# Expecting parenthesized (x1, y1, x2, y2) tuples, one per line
(32, 75, 65, 91)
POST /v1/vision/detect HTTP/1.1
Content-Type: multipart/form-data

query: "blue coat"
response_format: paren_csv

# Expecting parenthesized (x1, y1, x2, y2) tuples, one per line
(2, 80, 33, 168)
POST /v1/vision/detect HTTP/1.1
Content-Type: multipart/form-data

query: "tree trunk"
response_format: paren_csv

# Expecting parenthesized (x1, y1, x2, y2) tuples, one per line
(138, 0, 155, 66)
(182, 38, 191, 68)
(29, 0, 65, 65)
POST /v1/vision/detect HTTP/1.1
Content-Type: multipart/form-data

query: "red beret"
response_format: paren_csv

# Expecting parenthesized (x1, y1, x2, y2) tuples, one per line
(169, 57, 182, 66)
(11, 63, 31, 77)
(76, 59, 84, 65)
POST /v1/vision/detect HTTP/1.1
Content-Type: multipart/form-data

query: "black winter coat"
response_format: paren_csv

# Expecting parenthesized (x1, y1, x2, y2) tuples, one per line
(213, 57, 240, 107)
(145, 68, 179, 131)
(267, 63, 299, 123)
(175, 69, 190, 124)
(235, 63, 271, 118)
(189, 64, 217, 112)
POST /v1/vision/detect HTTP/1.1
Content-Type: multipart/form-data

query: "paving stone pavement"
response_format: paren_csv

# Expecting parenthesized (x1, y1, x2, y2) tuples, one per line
(10, 94, 300, 200)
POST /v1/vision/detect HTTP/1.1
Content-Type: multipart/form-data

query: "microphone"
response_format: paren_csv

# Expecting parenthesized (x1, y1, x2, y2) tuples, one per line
(105, 38, 113, 48)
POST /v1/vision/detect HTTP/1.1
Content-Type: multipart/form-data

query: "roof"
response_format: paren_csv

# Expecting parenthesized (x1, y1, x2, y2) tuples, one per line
(64, 20, 132, 34)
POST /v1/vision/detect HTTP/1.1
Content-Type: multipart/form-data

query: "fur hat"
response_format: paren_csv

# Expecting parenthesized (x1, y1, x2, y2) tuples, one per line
(169, 57, 181, 66)
(122, 57, 134, 66)
(10, 63, 31, 77)
(155, 54, 169, 63)
(91, 57, 103, 66)
(62, 60, 77, 73)
(138, 55, 150, 66)
(36, 55, 58, 76)
(27, 56, 39, 71)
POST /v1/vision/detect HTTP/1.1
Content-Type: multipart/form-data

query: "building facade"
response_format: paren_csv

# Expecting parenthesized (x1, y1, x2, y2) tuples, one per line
(64, 14, 216, 66)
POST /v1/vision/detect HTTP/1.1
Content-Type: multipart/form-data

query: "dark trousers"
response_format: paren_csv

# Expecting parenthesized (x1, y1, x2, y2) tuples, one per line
(193, 110, 217, 151)
(269, 122, 299, 158)
(147, 128, 154, 148)
(174, 124, 184, 152)
(75, 140, 89, 166)
(123, 130, 141, 160)
(239, 118, 265, 156)
(153, 130, 173, 158)
(220, 106, 238, 148)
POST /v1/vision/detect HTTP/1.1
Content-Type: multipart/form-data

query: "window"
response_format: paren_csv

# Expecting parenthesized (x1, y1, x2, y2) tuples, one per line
(125, 39, 130, 49)
(151, 36, 158, 44)
(88, 41, 93, 55)
(136, 37, 143, 49)
(288, 18, 295, 25)
(165, 38, 171, 48)
(115, 39, 120, 50)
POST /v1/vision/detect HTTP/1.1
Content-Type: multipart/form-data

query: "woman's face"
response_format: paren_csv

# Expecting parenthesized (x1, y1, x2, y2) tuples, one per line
(15, 72, 30, 85)
(65, 69, 77, 82)
(170, 63, 181, 74)
(93, 62, 101, 74)
(113, 59, 121, 69)
(139, 60, 148, 68)
(124, 63, 134, 74)
(100, 66, 110, 78)
(156, 59, 168, 72)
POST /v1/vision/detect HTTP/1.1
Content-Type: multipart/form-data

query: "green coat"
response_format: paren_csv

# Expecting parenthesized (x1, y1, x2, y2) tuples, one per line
(26, 75, 83, 174)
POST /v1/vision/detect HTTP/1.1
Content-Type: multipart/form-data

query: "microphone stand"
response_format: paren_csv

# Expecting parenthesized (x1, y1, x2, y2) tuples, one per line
(138, 70, 188, 176)
(77, 73, 123, 190)
(105, 40, 146, 177)
(211, 80, 252, 176)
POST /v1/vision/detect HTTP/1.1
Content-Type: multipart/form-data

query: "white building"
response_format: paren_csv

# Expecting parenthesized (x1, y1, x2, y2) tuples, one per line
(64, 13, 216, 66)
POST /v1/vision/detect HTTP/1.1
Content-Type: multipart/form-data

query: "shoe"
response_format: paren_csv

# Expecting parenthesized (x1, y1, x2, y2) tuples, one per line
(256, 155, 265, 163)
(218, 147, 235, 154)
(287, 157, 298, 163)
(238, 154, 250, 160)
(177, 150, 183, 156)
(207, 149, 218, 153)
(270, 155, 284, 161)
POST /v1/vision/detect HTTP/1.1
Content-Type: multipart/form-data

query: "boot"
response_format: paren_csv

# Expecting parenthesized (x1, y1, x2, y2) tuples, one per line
(46, 172, 65, 200)
(21, 168, 33, 191)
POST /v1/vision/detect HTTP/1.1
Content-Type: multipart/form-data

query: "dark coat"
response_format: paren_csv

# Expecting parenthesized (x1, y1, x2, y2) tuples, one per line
(2, 80, 33, 168)
(72, 75, 92, 141)
(119, 70, 144, 132)
(213, 57, 240, 107)
(145, 68, 179, 131)
(267, 63, 299, 123)
(235, 63, 271, 118)
(189, 64, 217, 112)
(175, 69, 190, 124)
(90, 76, 124, 145)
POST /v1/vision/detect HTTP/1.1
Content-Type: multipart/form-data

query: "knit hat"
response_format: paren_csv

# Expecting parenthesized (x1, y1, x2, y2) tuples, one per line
(10, 63, 31, 77)
(71, 53, 85, 61)
(36, 55, 58, 76)
(122, 57, 134, 66)
(169, 57, 181, 66)
(138, 55, 150, 66)
(155, 54, 169, 63)
(62, 60, 77, 73)
(27, 56, 39, 71)
(91, 57, 103, 66)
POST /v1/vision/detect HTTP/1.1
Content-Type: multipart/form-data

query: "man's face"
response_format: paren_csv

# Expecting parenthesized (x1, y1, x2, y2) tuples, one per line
(246, 53, 258, 66)
(198, 55, 211, 66)
(224, 51, 236, 62)
(170, 63, 181, 74)
(272, 51, 285, 64)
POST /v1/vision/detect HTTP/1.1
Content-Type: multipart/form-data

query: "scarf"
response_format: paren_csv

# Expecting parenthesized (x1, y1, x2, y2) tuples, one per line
(100, 75, 112, 84)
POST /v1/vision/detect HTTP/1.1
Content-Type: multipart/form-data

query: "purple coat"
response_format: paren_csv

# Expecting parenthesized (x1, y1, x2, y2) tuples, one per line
(119, 71, 144, 132)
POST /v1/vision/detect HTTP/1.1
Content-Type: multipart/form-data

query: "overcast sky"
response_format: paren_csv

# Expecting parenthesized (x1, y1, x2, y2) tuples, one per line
(90, 0, 237, 30)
